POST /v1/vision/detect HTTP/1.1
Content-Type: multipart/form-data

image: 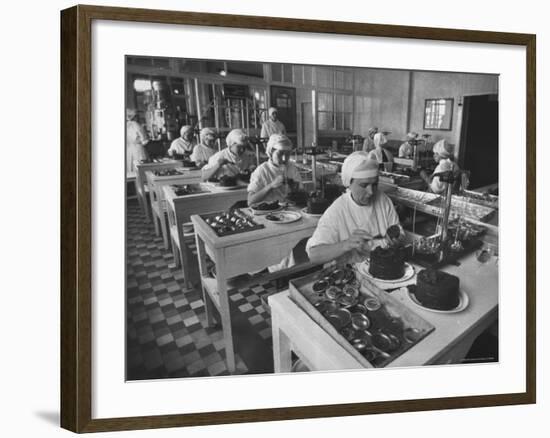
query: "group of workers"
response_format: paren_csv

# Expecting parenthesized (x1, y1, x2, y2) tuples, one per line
(128, 105, 466, 269)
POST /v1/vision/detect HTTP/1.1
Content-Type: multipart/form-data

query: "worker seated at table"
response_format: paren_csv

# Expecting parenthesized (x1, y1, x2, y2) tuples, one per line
(168, 125, 195, 158)
(201, 129, 255, 181)
(398, 132, 418, 158)
(190, 127, 217, 168)
(247, 134, 302, 206)
(367, 132, 394, 172)
(306, 152, 402, 266)
(362, 127, 378, 153)
(419, 139, 466, 194)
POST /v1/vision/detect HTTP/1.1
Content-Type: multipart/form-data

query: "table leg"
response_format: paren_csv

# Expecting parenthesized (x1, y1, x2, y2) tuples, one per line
(216, 270, 236, 373)
(180, 240, 194, 290)
(272, 312, 292, 373)
(195, 235, 216, 327)
(160, 208, 170, 250)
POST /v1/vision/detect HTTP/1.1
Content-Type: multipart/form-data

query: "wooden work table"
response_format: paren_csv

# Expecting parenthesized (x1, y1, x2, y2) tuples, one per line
(163, 183, 248, 289)
(191, 207, 321, 373)
(269, 251, 498, 372)
(133, 158, 182, 221)
(145, 168, 202, 249)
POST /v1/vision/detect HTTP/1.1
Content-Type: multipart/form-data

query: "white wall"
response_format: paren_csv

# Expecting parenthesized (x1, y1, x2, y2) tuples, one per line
(1, 1, 546, 438)
(410, 71, 499, 146)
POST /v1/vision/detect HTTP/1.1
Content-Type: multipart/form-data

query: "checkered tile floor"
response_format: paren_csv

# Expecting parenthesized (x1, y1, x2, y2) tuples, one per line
(126, 199, 284, 380)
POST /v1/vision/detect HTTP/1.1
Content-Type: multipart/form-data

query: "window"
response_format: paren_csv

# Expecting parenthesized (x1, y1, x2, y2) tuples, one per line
(271, 64, 293, 83)
(318, 92, 352, 131)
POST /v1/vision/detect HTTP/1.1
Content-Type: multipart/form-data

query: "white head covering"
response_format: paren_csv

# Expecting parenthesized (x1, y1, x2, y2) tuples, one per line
(433, 139, 453, 159)
(200, 127, 216, 137)
(268, 107, 278, 116)
(180, 125, 194, 137)
(406, 132, 418, 140)
(341, 152, 379, 187)
(126, 108, 137, 120)
(368, 127, 378, 137)
(266, 134, 293, 156)
(226, 128, 248, 147)
(373, 132, 388, 148)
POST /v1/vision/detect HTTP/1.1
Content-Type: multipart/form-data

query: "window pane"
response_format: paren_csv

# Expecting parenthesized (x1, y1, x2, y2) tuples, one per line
(293, 66, 303, 85)
(344, 95, 353, 112)
(335, 70, 345, 89)
(344, 112, 352, 130)
(319, 111, 333, 130)
(318, 92, 333, 111)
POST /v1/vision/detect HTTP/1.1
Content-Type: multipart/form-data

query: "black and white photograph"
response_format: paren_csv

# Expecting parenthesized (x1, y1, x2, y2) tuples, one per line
(125, 56, 499, 380)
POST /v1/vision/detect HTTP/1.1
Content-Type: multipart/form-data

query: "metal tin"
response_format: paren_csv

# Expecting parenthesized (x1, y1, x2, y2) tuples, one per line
(372, 332, 392, 352)
(337, 294, 357, 308)
(351, 313, 371, 331)
(350, 303, 368, 315)
(325, 286, 341, 301)
(312, 279, 329, 293)
(342, 284, 359, 299)
(403, 327, 422, 344)
(326, 308, 351, 330)
(364, 296, 382, 311)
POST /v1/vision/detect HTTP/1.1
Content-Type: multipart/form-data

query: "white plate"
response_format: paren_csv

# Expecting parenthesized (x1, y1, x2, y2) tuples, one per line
(301, 207, 323, 218)
(358, 260, 415, 284)
(407, 288, 469, 314)
(265, 210, 302, 224)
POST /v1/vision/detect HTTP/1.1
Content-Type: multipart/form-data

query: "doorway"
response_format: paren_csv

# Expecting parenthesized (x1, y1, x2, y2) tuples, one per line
(458, 94, 499, 189)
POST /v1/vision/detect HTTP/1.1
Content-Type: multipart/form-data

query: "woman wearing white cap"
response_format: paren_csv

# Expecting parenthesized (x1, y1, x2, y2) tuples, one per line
(260, 107, 287, 138)
(362, 127, 378, 153)
(126, 108, 149, 172)
(190, 127, 217, 168)
(398, 132, 418, 158)
(247, 134, 302, 206)
(201, 129, 255, 181)
(419, 139, 463, 194)
(367, 132, 394, 172)
(168, 125, 195, 157)
(306, 152, 402, 265)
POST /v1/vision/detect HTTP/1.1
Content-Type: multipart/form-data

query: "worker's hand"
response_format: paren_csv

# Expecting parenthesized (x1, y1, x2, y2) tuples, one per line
(270, 175, 285, 189)
(344, 230, 372, 252)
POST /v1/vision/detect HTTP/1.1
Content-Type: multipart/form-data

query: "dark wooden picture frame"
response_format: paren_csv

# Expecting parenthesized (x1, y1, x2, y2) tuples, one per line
(60, 4, 536, 433)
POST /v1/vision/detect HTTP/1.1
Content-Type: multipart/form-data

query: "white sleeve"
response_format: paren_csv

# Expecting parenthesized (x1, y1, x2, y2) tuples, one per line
(247, 167, 264, 193)
(306, 207, 340, 251)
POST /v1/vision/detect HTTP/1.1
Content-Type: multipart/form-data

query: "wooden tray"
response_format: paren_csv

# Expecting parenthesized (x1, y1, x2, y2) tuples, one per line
(289, 268, 435, 368)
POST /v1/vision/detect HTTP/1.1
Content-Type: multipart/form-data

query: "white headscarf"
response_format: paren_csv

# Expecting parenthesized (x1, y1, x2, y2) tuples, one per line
(179, 125, 194, 137)
(406, 132, 418, 140)
(266, 134, 292, 156)
(226, 129, 248, 147)
(373, 132, 388, 148)
(268, 107, 278, 116)
(368, 127, 378, 137)
(341, 152, 379, 187)
(126, 108, 137, 120)
(200, 127, 216, 137)
(433, 139, 453, 159)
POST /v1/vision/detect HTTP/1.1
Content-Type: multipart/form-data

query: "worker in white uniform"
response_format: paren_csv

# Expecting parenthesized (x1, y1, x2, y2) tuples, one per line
(260, 107, 287, 138)
(201, 129, 255, 181)
(190, 127, 217, 168)
(398, 132, 418, 158)
(247, 134, 302, 206)
(126, 108, 149, 172)
(306, 152, 402, 265)
(419, 139, 465, 194)
(362, 127, 378, 153)
(168, 125, 195, 157)
(367, 132, 394, 172)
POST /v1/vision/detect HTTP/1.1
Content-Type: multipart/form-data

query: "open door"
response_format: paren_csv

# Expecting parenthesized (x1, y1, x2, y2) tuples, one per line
(458, 94, 499, 189)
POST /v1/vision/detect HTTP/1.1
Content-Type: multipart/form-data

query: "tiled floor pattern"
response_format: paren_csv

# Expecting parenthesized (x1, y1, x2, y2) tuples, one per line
(126, 199, 282, 380)
(126, 198, 497, 381)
